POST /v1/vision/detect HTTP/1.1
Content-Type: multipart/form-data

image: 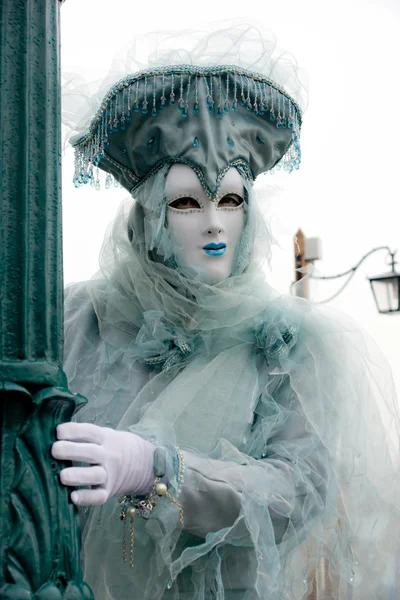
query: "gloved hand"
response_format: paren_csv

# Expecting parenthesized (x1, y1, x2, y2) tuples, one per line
(51, 422, 155, 506)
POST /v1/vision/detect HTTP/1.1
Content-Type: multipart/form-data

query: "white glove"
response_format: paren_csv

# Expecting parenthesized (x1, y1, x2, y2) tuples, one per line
(51, 422, 155, 506)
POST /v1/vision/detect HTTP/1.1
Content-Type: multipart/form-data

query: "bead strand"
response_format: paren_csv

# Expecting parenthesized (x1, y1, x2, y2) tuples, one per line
(119, 446, 185, 569)
(175, 446, 185, 497)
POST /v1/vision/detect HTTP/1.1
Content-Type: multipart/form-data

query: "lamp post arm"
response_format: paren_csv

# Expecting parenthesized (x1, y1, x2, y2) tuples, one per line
(312, 269, 358, 304)
(305, 246, 397, 305)
(310, 246, 396, 280)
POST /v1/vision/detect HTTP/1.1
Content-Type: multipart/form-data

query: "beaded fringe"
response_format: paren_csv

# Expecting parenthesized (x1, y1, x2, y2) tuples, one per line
(72, 66, 302, 191)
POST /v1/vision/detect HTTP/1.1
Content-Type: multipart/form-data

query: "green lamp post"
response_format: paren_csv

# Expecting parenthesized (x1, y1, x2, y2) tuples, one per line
(0, 1, 92, 598)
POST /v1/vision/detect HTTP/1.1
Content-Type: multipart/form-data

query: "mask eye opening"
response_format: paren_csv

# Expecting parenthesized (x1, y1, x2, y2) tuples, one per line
(217, 192, 244, 208)
(167, 195, 203, 210)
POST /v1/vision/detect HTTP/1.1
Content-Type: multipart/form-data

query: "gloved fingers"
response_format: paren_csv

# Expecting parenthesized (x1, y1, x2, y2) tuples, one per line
(60, 466, 107, 487)
(51, 440, 106, 464)
(70, 488, 108, 506)
(56, 422, 105, 444)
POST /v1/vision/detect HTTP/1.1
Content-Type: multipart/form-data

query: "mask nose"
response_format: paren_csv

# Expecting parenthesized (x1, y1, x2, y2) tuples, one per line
(204, 203, 223, 236)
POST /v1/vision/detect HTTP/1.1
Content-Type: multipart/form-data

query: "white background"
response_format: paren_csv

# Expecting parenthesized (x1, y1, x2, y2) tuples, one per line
(61, 0, 400, 397)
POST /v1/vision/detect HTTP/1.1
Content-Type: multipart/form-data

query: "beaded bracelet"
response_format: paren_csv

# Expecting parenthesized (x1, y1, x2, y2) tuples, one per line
(119, 446, 185, 568)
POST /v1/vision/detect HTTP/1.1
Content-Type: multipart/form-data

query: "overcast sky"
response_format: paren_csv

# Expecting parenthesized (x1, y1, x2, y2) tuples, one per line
(60, 0, 400, 396)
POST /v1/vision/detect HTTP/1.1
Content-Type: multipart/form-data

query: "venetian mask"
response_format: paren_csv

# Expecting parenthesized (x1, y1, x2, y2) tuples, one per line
(166, 164, 245, 284)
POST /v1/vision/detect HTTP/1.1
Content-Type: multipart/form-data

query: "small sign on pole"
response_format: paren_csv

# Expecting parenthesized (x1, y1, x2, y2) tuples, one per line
(294, 229, 309, 299)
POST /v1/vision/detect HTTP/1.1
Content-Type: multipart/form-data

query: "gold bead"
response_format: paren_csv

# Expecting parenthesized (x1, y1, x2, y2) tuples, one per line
(155, 482, 167, 496)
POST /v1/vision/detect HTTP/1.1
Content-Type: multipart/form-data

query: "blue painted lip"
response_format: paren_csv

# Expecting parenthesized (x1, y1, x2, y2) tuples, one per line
(203, 243, 227, 257)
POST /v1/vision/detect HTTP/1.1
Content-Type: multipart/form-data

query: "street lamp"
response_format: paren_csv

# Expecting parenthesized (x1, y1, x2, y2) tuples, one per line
(294, 233, 400, 315)
(368, 251, 400, 314)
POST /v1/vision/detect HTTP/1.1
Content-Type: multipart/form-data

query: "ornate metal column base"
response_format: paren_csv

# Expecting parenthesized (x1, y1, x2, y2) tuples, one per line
(0, 385, 92, 600)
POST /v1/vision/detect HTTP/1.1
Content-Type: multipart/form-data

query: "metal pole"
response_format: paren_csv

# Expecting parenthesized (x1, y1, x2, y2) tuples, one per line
(0, 1, 92, 597)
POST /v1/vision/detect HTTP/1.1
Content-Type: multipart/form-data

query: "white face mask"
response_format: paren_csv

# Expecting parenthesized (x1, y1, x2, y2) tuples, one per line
(166, 164, 245, 284)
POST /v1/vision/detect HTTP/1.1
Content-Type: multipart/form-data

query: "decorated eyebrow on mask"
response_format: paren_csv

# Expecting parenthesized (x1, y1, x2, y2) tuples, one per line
(166, 192, 244, 211)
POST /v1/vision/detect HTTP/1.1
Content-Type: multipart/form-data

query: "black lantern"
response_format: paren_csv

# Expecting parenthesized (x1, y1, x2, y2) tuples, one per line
(368, 269, 400, 315)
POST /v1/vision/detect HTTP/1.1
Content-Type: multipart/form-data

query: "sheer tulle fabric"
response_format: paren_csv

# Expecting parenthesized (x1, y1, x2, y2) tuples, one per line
(61, 22, 308, 153)
(64, 169, 400, 599)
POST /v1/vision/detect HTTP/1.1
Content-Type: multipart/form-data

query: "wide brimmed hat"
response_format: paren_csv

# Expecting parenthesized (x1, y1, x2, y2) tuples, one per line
(65, 25, 307, 197)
